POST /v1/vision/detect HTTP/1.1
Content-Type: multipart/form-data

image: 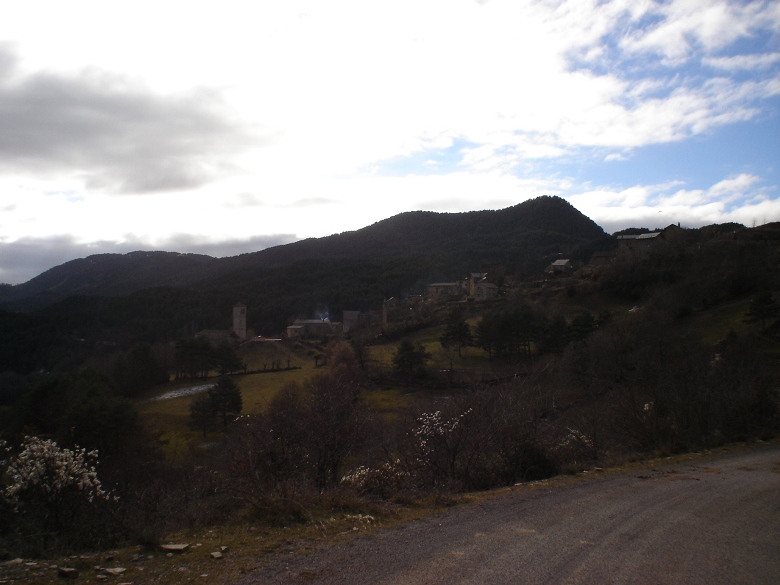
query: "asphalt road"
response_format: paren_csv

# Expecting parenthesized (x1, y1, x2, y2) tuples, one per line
(237, 444, 780, 585)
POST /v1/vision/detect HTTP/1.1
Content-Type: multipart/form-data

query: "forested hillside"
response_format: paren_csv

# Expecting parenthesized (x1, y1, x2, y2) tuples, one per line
(1, 196, 606, 311)
(1, 202, 778, 378)
(0, 251, 221, 310)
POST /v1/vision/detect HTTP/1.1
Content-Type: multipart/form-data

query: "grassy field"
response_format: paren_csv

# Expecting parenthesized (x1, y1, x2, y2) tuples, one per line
(137, 340, 323, 453)
(137, 326, 504, 452)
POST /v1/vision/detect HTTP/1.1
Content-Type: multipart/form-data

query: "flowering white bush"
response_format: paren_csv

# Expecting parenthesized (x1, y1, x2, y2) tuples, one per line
(403, 408, 475, 486)
(411, 409, 471, 460)
(0, 439, 9, 466)
(554, 427, 594, 463)
(1, 436, 112, 510)
(340, 460, 410, 495)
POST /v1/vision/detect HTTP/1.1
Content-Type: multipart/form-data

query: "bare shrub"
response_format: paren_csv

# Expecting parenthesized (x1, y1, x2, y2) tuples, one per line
(225, 370, 371, 520)
(554, 307, 779, 455)
(393, 384, 557, 491)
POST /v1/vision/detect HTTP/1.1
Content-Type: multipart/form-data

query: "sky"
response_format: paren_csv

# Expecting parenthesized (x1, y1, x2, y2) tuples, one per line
(1, 0, 779, 285)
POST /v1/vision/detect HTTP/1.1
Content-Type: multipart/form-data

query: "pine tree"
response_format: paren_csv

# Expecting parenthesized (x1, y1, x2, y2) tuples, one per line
(392, 340, 432, 379)
(744, 291, 779, 332)
(208, 376, 243, 426)
(440, 310, 473, 357)
(189, 394, 215, 437)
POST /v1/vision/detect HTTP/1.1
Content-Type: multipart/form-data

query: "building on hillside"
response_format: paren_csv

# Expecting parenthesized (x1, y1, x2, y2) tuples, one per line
(544, 259, 573, 274)
(342, 310, 361, 334)
(382, 296, 429, 328)
(285, 325, 304, 338)
(195, 329, 239, 345)
(467, 272, 489, 297)
(426, 282, 463, 302)
(617, 224, 685, 253)
(426, 271, 502, 304)
(233, 302, 247, 340)
(617, 232, 662, 251)
(286, 319, 342, 339)
(195, 301, 247, 346)
(382, 297, 413, 327)
(341, 310, 380, 334)
(474, 281, 499, 301)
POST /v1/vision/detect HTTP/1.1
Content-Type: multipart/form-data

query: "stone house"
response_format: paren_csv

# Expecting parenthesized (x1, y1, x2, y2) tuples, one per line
(286, 319, 342, 339)
(425, 282, 463, 302)
(545, 259, 573, 274)
(474, 281, 499, 301)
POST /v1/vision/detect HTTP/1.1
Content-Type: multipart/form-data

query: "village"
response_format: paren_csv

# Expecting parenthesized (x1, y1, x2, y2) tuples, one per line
(196, 223, 687, 346)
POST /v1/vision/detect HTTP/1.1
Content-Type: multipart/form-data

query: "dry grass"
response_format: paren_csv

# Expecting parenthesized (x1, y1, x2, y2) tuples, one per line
(362, 387, 412, 418)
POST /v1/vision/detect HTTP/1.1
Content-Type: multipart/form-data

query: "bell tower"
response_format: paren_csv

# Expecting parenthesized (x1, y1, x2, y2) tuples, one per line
(232, 303, 247, 340)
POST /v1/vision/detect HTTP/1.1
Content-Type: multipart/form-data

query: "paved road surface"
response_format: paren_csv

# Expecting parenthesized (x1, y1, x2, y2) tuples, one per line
(237, 445, 780, 585)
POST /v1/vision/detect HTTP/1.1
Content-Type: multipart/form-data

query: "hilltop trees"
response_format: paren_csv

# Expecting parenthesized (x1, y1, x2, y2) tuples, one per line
(189, 394, 215, 437)
(2, 369, 138, 457)
(440, 309, 473, 357)
(209, 376, 243, 427)
(110, 343, 169, 397)
(175, 337, 244, 379)
(392, 340, 432, 379)
(189, 376, 243, 434)
(476, 305, 545, 358)
(175, 336, 215, 379)
(744, 291, 779, 332)
(215, 341, 245, 375)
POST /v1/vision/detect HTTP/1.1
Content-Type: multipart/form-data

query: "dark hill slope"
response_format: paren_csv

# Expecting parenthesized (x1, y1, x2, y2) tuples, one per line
(1, 196, 607, 312)
(0, 251, 222, 311)
(222, 195, 606, 269)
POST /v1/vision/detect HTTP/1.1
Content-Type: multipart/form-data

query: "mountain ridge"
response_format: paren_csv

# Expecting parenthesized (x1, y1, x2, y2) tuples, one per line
(1, 196, 607, 310)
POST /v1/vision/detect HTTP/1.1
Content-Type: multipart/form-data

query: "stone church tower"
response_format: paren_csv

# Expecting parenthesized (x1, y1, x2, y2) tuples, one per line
(232, 303, 247, 340)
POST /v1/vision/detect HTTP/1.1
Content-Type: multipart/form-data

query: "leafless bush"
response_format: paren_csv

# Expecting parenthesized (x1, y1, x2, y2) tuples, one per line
(390, 384, 557, 491)
(224, 368, 372, 521)
(554, 307, 779, 455)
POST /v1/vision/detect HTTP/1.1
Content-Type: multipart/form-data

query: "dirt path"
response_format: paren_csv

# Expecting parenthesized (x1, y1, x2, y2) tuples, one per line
(236, 444, 780, 585)
(143, 383, 215, 402)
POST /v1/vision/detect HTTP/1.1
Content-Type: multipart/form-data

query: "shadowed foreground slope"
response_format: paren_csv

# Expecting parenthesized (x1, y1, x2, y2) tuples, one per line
(238, 445, 780, 585)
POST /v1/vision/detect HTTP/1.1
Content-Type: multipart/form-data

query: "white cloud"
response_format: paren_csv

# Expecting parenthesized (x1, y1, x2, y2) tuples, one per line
(618, 0, 775, 62)
(704, 53, 780, 71)
(566, 173, 778, 233)
(2, 1, 776, 181)
(0, 0, 778, 280)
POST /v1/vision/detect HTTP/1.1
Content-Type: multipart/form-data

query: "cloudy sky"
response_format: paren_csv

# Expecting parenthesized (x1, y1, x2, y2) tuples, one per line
(1, 0, 779, 284)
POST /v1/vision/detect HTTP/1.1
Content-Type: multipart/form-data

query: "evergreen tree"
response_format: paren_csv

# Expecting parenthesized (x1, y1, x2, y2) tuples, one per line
(568, 311, 596, 342)
(208, 376, 243, 426)
(476, 305, 538, 358)
(440, 309, 473, 357)
(215, 342, 245, 375)
(744, 291, 779, 332)
(392, 340, 432, 379)
(175, 336, 217, 379)
(111, 343, 169, 397)
(189, 394, 215, 437)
